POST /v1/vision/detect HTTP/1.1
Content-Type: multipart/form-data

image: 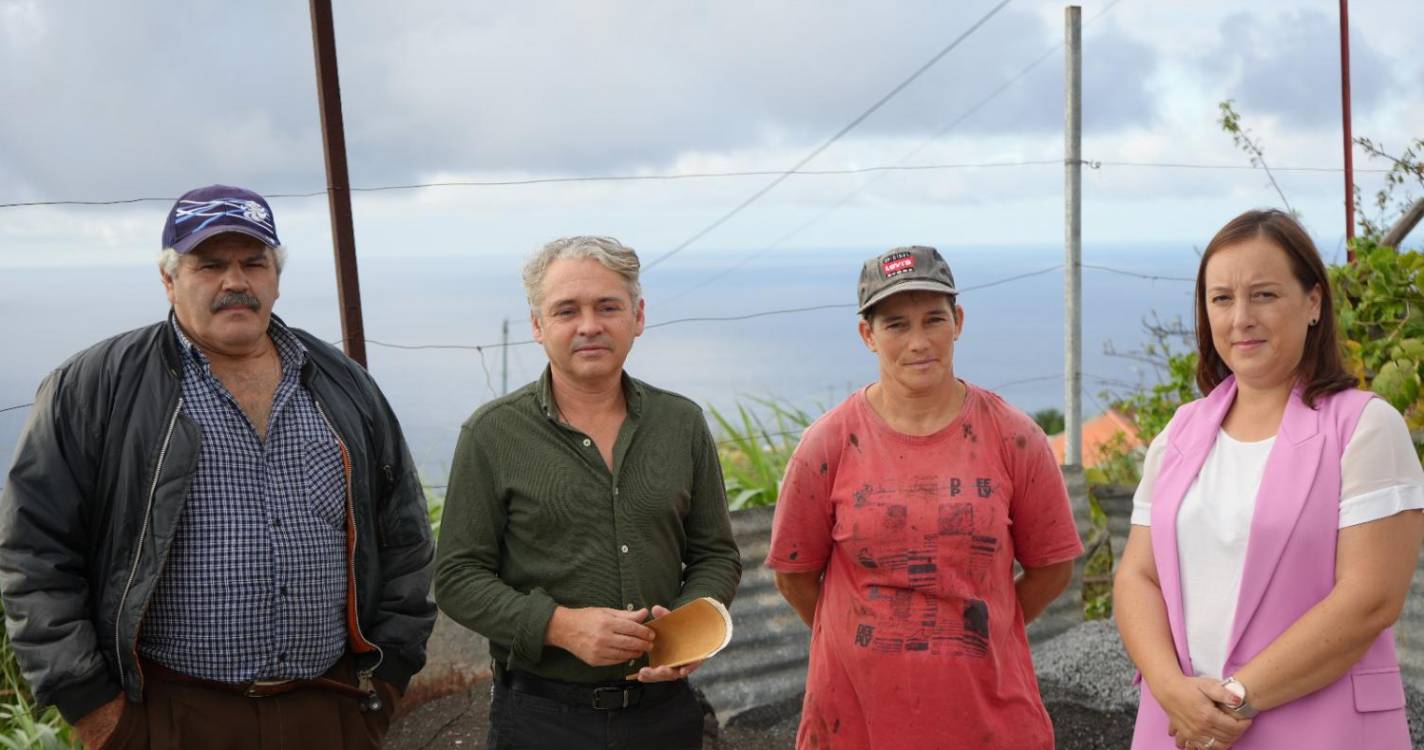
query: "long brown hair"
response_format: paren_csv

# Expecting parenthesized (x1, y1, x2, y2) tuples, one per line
(1194, 209, 1355, 406)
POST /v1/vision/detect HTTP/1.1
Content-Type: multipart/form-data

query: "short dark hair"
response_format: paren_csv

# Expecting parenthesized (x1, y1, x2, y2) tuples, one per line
(1193, 209, 1354, 406)
(860, 292, 958, 324)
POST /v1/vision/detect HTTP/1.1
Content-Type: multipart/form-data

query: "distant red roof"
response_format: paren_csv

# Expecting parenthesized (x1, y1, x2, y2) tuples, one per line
(1049, 408, 1143, 467)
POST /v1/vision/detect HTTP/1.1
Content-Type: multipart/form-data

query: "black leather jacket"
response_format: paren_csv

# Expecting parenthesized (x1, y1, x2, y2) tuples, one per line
(0, 317, 436, 722)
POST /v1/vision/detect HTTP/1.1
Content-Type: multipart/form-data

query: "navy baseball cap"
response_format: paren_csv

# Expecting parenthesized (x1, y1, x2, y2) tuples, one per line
(161, 184, 281, 253)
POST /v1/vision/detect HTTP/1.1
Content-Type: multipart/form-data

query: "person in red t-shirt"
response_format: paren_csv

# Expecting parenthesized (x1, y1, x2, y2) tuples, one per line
(766, 246, 1084, 750)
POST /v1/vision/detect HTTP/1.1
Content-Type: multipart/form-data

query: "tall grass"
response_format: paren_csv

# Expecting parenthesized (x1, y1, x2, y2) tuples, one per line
(708, 398, 814, 510)
(0, 607, 78, 749)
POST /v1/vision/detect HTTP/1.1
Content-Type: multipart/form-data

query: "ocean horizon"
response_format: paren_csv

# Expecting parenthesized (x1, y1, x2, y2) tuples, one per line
(1, 242, 1201, 483)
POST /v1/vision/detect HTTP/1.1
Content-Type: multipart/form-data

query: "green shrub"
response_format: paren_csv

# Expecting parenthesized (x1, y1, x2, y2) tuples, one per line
(709, 399, 813, 510)
(1332, 239, 1424, 440)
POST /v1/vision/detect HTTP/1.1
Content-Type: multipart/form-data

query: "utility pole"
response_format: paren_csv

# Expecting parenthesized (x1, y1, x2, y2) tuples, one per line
(1063, 5, 1082, 469)
(308, 0, 367, 366)
(1339, 0, 1356, 261)
(501, 318, 509, 395)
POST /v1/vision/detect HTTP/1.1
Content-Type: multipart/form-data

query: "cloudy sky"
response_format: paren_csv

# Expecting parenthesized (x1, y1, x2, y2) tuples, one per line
(1, 0, 1421, 271)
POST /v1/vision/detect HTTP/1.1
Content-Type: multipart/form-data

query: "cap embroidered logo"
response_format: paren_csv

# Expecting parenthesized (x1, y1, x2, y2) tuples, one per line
(881, 253, 915, 278)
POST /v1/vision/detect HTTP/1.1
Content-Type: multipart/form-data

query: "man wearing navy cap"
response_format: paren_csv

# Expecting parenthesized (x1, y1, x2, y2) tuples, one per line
(0, 185, 436, 748)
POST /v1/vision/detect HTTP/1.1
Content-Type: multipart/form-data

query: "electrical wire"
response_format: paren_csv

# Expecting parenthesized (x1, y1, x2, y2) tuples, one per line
(640, 0, 1015, 270)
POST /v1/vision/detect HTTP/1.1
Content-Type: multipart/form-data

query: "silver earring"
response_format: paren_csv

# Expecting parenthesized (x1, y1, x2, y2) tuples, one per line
(1310, 318, 1318, 326)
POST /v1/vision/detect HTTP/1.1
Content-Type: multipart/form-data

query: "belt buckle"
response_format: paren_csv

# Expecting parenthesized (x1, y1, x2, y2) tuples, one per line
(591, 686, 635, 711)
(244, 679, 293, 698)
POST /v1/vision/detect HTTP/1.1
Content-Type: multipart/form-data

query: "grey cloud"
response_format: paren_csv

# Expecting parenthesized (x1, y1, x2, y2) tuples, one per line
(0, 1, 1158, 202)
(1205, 9, 1393, 126)
(334, 2, 1159, 180)
(0, 2, 325, 200)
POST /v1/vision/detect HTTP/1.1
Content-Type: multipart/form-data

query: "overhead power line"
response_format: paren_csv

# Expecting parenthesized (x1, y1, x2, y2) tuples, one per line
(0, 260, 1191, 417)
(330, 261, 1152, 356)
(0, 161, 1051, 209)
(663, 0, 1128, 302)
(640, 0, 1014, 271)
(0, 161, 1385, 211)
(1079, 263, 1193, 282)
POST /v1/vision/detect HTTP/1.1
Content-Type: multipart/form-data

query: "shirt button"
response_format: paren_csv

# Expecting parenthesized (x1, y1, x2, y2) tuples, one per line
(280, 586, 289, 596)
(278, 653, 287, 662)
(620, 544, 629, 554)
(613, 487, 620, 496)
(626, 603, 635, 611)
(582, 438, 592, 447)
(272, 517, 282, 527)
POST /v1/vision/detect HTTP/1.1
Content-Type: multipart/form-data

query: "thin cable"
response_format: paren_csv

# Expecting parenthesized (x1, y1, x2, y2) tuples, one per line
(665, 0, 1125, 302)
(0, 403, 34, 415)
(641, 0, 1013, 271)
(475, 347, 499, 400)
(1095, 160, 1387, 174)
(990, 372, 1144, 391)
(345, 263, 1063, 354)
(957, 264, 1062, 293)
(1080, 263, 1192, 282)
(990, 374, 1062, 390)
(0, 160, 1385, 211)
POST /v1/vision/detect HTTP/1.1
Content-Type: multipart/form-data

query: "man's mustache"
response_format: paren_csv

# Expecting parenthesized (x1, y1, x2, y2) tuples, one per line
(211, 292, 260, 313)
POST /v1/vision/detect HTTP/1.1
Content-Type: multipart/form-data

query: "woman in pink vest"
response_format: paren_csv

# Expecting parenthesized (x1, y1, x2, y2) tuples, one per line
(1115, 208, 1424, 750)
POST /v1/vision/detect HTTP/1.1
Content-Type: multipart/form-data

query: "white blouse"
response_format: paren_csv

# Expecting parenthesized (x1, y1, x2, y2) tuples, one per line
(1130, 398, 1424, 678)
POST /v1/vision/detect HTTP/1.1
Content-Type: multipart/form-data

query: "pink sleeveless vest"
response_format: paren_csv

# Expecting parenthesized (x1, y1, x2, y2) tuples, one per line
(1131, 376, 1410, 749)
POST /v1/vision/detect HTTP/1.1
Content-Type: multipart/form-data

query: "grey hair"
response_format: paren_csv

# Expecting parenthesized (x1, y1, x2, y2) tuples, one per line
(157, 243, 288, 277)
(522, 236, 642, 312)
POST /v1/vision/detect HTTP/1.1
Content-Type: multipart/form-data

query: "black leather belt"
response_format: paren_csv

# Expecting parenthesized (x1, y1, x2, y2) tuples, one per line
(494, 663, 681, 711)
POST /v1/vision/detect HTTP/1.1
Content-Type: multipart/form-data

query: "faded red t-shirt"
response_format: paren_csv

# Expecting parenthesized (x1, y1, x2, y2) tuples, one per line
(767, 384, 1082, 750)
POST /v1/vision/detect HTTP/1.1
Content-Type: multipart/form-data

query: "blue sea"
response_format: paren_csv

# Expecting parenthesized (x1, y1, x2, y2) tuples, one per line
(0, 244, 1200, 483)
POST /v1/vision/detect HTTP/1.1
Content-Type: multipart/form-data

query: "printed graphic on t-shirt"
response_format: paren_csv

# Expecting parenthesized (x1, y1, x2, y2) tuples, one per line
(842, 473, 1004, 659)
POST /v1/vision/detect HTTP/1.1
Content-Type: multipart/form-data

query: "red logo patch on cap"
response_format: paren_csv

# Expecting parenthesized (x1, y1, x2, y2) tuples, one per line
(881, 252, 915, 278)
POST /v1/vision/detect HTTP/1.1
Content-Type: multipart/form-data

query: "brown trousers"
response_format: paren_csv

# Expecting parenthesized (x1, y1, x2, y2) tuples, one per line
(102, 656, 395, 750)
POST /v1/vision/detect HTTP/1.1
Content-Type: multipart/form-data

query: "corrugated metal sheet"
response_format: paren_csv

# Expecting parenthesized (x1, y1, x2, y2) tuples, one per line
(690, 505, 809, 726)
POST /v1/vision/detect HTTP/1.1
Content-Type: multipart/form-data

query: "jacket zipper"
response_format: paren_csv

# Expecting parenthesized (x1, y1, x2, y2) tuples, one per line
(114, 398, 183, 691)
(314, 399, 385, 679)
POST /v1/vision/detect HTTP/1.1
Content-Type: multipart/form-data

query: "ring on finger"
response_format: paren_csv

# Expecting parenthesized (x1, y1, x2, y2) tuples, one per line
(1203, 738, 1217, 749)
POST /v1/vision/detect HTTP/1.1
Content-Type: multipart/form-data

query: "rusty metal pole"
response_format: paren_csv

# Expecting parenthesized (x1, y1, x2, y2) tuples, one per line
(309, 0, 367, 366)
(1340, 0, 1356, 261)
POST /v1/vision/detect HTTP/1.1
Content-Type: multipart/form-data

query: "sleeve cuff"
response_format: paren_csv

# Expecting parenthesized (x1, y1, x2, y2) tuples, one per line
(1017, 541, 1085, 569)
(373, 650, 421, 693)
(1130, 506, 1152, 526)
(1339, 483, 1424, 529)
(511, 587, 559, 667)
(48, 665, 122, 725)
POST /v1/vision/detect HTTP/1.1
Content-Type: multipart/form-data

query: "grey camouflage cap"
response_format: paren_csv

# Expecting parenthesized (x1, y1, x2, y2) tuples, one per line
(856, 245, 958, 314)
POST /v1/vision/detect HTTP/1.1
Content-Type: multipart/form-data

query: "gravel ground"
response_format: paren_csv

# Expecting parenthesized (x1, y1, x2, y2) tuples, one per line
(390, 621, 1424, 749)
(386, 678, 796, 750)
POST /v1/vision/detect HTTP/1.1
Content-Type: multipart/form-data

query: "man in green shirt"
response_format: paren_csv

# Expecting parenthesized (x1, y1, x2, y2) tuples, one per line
(435, 236, 741, 750)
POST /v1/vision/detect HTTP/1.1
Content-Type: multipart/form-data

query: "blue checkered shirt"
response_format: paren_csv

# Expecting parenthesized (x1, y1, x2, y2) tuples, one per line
(137, 318, 349, 682)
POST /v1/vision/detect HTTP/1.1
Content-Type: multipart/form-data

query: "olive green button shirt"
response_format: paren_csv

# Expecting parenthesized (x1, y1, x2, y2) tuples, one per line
(434, 368, 741, 683)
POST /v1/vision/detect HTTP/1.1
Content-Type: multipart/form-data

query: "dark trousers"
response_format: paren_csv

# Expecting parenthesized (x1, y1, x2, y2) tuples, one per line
(102, 655, 395, 750)
(486, 672, 704, 750)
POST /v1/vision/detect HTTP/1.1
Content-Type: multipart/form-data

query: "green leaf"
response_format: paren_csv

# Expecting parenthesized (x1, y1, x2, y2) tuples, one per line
(1373, 360, 1408, 410)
